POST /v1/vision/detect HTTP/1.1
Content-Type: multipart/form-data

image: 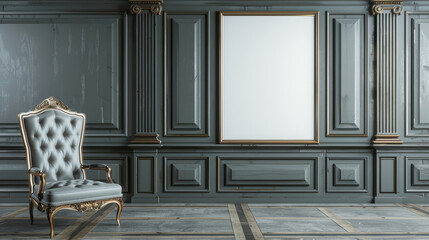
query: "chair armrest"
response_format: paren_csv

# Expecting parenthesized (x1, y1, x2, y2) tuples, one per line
(28, 167, 43, 174)
(28, 168, 46, 201)
(82, 164, 108, 170)
(81, 164, 113, 183)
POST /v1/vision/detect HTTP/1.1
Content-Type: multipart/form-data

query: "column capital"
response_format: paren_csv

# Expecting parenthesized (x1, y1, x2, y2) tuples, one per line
(129, 0, 163, 15)
(371, 0, 404, 15)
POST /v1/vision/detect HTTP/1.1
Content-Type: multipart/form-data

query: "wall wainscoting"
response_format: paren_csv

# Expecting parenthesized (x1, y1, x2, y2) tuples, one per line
(1, 0, 429, 203)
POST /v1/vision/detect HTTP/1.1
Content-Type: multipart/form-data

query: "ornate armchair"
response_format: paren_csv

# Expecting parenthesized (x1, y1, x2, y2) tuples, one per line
(18, 97, 123, 238)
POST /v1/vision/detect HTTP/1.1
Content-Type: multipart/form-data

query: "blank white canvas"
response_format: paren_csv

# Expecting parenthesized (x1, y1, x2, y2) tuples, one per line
(221, 15, 316, 141)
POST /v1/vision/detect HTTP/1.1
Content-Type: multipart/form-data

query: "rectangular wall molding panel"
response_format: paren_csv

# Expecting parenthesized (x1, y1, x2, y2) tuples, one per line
(137, 157, 155, 194)
(164, 157, 209, 192)
(164, 13, 209, 136)
(0, 13, 127, 137)
(327, 13, 368, 136)
(405, 156, 429, 192)
(0, 156, 27, 193)
(379, 157, 397, 194)
(217, 158, 318, 192)
(326, 157, 368, 193)
(407, 14, 429, 137)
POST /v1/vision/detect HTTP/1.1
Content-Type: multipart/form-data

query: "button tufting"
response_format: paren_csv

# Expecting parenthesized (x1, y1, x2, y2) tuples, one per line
(47, 128, 55, 139)
(34, 132, 40, 139)
(55, 142, 63, 151)
(48, 155, 55, 164)
(54, 117, 62, 125)
(70, 119, 76, 127)
(38, 118, 46, 128)
(40, 142, 48, 152)
(63, 129, 70, 139)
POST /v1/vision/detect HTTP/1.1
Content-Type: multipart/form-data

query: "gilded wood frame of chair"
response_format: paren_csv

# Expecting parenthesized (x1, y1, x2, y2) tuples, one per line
(18, 97, 123, 238)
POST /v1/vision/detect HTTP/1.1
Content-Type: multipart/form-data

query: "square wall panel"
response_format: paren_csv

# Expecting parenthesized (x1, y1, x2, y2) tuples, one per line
(164, 157, 209, 192)
(326, 157, 367, 193)
(405, 157, 429, 192)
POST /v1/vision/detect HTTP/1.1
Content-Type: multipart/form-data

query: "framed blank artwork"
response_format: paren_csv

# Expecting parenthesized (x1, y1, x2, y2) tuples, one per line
(219, 11, 319, 144)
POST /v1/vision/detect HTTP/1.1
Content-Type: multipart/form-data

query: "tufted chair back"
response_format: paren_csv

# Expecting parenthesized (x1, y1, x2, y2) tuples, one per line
(19, 98, 86, 183)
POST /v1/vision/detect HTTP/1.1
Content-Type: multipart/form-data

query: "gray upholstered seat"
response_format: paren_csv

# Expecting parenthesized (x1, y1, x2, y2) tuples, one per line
(33, 179, 122, 206)
(18, 97, 123, 238)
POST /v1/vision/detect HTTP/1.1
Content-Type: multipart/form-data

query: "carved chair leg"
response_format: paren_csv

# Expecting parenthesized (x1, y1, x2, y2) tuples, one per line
(47, 208, 55, 239)
(29, 199, 34, 224)
(116, 200, 123, 226)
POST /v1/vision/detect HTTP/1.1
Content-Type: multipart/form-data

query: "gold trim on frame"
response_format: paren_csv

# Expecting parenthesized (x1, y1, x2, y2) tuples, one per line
(30, 197, 123, 238)
(218, 11, 319, 144)
(18, 97, 87, 193)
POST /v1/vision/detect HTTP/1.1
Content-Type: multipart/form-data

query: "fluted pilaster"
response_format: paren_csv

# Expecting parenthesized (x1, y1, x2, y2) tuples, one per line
(372, 0, 403, 144)
(131, 12, 161, 144)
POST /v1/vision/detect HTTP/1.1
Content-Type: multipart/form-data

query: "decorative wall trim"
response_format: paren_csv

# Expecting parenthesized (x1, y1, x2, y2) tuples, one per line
(137, 157, 155, 194)
(217, 157, 318, 193)
(379, 157, 397, 193)
(164, 12, 209, 137)
(0, 13, 128, 138)
(371, 0, 404, 15)
(129, 0, 163, 15)
(163, 157, 209, 192)
(405, 13, 429, 137)
(372, 7, 403, 144)
(405, 156, 429, 192)
(326, 157, 368, 193)
(133, 12, 161, 143)
(326, 12, 368, 137)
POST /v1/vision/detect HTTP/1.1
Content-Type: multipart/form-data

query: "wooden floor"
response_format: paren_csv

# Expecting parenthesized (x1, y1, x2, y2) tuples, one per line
(1, 203, 429, 239)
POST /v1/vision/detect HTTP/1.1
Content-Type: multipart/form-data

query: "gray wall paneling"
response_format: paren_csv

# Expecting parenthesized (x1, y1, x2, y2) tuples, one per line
(3, 0, 429, 203)
(326, 13, 368, 137)
(0, 12, 129, 140)
(406, 13, 429, 138)
(164, 13, 209, 137)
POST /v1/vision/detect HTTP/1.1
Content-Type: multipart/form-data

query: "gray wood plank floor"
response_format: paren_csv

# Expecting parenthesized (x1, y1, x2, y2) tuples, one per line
(1, 204, 429, 239)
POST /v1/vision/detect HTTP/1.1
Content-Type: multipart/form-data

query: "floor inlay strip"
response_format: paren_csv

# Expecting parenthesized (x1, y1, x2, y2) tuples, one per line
(0, 207, 27, 222)
(228, 203, 246, 240)
(318, 207, 358, 233)
(407, 204, 429, 216)
(235, 203, 259, 240)
(242, 204, 264, 240)
(103, 217, 230, 220)
(55, 203, 116, 240)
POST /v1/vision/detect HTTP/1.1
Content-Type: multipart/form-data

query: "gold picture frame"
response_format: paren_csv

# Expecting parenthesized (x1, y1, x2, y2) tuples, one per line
(219, 11, 319, 144)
